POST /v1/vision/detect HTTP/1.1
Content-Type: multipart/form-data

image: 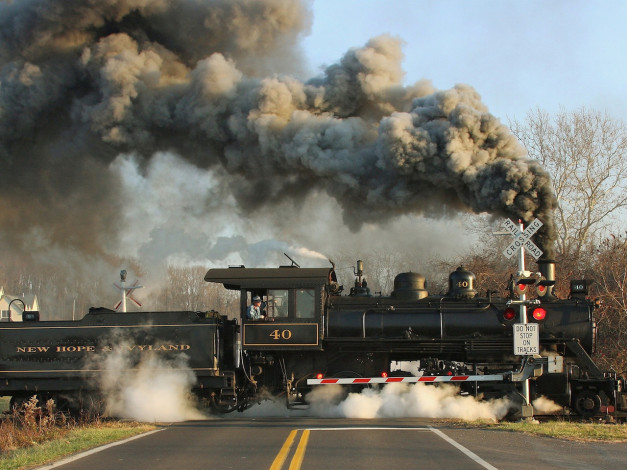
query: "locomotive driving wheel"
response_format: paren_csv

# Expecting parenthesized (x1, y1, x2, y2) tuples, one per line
(574, 390, 602, 417)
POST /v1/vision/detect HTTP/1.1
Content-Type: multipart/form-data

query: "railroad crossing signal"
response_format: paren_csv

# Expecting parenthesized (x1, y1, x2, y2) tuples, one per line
(536, 277, 555, 297)
(502, 218, 543, 260)
(114, 270, 143, 312)
(513, 274, 536, 296)
(498, 218, 543, 413)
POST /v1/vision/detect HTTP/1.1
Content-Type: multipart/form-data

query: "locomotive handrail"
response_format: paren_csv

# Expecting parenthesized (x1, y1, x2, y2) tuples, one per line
(434, 299, 494, 311)
(506, 299, 541, 307)
(439, 297, 444, 340)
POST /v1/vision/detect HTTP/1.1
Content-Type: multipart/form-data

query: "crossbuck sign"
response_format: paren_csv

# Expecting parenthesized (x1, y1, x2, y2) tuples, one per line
(502, 218, 543, 260)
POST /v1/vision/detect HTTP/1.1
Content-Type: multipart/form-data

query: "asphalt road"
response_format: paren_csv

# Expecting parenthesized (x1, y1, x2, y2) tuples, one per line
(37, 418, 627, 470)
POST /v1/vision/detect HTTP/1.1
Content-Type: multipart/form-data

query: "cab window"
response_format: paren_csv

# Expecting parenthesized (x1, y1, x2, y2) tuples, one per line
(295, 288, 315, 318)
(267, 289, 289, 318)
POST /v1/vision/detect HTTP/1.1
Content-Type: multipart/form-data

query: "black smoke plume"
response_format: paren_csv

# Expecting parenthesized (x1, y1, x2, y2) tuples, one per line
(0, 0, 557, 266)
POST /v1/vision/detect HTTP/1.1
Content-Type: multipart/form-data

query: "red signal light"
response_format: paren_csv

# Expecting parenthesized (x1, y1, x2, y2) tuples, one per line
(315, 373, 324, 379)
(513, 275, 536, 297)
(536, 277, 554, 297)
(532, 307, 547, 321)
(503, 308, 517, 321)
(381, 371, 388, 378)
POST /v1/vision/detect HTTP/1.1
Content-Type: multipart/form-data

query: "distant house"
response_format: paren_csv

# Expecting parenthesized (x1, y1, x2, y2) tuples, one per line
(0, 287, 39, 322)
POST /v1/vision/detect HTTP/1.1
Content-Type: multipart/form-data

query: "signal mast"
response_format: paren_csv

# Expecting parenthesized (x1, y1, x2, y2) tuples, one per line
(113, 270, 143, 312)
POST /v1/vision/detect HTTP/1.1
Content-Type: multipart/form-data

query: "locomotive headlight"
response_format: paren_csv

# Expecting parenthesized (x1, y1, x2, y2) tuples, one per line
(531, 307, 547, 321)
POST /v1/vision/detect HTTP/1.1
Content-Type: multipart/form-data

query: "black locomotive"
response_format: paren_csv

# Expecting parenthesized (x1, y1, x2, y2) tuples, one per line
(1, 259, 625, 419)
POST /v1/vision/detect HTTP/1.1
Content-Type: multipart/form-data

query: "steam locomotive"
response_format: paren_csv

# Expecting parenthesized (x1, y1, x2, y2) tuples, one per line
(1, 259, 625, 419)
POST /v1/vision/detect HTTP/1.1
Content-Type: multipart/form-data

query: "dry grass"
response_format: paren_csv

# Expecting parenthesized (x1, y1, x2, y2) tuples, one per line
(0, 396, 155, 470)
(443, 417, 627, 442)
(496, 419, 627, 442)
(0, 396, 73, 453)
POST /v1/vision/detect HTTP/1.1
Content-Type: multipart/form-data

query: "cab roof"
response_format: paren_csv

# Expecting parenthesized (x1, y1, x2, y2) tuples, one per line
(204, 266, 334, 290)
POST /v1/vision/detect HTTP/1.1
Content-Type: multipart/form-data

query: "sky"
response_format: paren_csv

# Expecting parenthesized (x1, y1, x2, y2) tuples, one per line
(303, 0, 627, 124)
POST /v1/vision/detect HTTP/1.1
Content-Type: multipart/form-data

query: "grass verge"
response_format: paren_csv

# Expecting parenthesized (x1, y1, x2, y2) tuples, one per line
(1, 396, 157, 470)
(0, 421, 157, 470)
(446, 418, 627, 442)
(495, 420, 627, 441)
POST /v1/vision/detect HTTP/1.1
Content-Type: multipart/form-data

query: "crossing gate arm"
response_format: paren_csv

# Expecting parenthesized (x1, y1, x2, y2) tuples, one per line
(307, 356, 554, 385)
(307, 374, 505, 385)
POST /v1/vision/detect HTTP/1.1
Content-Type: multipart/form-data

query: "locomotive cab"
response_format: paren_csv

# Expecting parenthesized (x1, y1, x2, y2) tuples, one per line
(204, 266, 334, 351)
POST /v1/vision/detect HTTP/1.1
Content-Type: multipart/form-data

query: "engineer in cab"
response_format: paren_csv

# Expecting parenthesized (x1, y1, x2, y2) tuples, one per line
(246, 296, 265, 320)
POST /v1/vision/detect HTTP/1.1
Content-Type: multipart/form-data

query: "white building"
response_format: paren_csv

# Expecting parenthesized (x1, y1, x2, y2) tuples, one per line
(0, 287, 39, 322)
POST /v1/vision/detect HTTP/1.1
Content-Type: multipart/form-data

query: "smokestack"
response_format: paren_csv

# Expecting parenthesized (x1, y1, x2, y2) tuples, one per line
(537, 258, 556, 299)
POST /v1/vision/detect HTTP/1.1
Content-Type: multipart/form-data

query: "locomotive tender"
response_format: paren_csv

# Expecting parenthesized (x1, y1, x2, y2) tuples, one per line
(1, 259, 625, 419)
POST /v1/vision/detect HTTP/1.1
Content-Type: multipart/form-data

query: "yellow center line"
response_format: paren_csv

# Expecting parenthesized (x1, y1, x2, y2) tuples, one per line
(270, 429, 298, 470)
(288, 430, 310, 470)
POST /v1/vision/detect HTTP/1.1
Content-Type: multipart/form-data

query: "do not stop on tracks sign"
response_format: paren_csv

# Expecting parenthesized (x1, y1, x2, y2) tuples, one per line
(513, 323, 539, 355)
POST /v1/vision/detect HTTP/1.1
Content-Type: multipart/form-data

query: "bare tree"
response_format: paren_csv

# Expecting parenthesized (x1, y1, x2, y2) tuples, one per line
(590, 233, 627, 375)
(329, 250, 430, 296)
(0, 253, 145, 320)
(159, 266, 207, 311)
(510, 107, 627, 261)
(156, 265, 238, 317)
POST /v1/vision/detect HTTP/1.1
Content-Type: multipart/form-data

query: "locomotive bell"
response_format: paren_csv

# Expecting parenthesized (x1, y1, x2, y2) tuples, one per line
(448, 266, 477, 299)
(392, 272, 428, 300)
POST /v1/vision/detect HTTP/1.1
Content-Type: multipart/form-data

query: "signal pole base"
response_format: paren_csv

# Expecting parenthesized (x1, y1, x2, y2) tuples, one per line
(521, 404, 534, 418)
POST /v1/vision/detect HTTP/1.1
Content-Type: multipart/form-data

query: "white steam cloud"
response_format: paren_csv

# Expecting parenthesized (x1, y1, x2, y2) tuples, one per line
(84, 331, 206, 422)
(307, 384, 513, 421)
(236, 383, 514, 421)
(532, 396, 563, 414)
(98, 353, 206, 422)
